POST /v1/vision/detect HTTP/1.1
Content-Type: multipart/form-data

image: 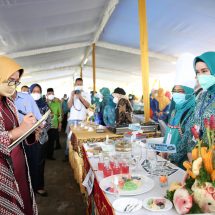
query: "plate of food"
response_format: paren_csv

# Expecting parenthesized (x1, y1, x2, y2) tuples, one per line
(142, 197, 173, 212)
(112, 198, 142, 213)
(99, 174, 154, 196)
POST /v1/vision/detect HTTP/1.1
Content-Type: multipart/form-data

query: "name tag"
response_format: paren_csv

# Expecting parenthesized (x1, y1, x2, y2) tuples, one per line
(166, 132, 172, 145)
(148, 143, 176, 153)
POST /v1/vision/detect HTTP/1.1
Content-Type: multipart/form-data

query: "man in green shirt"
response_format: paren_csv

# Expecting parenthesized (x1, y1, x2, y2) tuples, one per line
(46, 88, 62, 160)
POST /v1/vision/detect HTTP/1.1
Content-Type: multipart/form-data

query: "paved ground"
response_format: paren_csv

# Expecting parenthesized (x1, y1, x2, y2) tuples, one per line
(36, 133, 86, 215)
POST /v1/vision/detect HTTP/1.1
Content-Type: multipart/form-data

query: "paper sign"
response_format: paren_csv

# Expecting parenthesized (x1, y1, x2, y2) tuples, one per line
(148, 143, 176, 153)
(82, 168, 95, 195)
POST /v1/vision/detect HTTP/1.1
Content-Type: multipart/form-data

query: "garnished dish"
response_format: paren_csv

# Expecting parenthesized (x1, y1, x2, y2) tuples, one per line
(99, 174, 154, 196)
(143, 197, 173, 212)
(105, 175, 142, 193)
(115, 139, 132, 152)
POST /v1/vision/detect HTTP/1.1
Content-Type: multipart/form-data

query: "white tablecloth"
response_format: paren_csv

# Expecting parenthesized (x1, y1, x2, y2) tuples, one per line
(84, 143, 186, 215)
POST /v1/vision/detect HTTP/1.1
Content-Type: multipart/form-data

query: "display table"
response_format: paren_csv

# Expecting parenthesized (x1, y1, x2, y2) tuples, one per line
(69, 125, 161, 193)
(82, 143, 186, 215)
(69, 126, 122, 193)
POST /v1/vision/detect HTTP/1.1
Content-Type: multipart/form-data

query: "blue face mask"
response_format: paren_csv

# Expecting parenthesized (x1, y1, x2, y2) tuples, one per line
(197, 75, 215, 91)
(172, 93, 186, 105)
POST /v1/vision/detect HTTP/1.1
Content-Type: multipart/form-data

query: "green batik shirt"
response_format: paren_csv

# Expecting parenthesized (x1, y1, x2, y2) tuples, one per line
(184, 87, 215, 153)
(48, 98, 62, 129)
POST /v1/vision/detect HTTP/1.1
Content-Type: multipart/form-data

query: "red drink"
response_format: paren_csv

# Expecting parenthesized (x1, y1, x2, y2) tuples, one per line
(113, 165, 120, 175)
(119, 162, 124, 169)
(98, 162, 104, 171)
(121, 165, 129, 174)
(103, 166, 112, 178)
(110, 161, 115, 169)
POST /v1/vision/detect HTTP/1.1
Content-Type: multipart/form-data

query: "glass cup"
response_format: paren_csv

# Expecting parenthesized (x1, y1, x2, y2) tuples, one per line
(103, 158, 112, 178)
(112, 162, 121, 175)
(98, 154, 104, 171)
(146, 149, 157, 177)
(159, 170, 168, 187)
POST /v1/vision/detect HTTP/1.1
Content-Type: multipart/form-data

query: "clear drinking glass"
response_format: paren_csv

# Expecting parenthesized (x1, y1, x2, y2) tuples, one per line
(146, 149, 157, 177)
(131, 143, 142, 172)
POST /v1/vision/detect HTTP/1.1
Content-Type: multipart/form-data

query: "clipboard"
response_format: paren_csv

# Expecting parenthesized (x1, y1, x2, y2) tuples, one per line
(9, 110, 51, 151)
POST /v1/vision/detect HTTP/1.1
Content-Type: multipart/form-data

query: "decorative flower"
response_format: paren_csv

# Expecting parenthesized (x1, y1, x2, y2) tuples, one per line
(191, 126, 199, 140)
(192, 157, 203, 176)
(209, 115, 215, 130)
(204, 118, 210, 129)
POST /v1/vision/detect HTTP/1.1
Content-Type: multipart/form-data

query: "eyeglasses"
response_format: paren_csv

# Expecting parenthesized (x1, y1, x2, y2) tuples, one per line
(7, 79, 21, 87)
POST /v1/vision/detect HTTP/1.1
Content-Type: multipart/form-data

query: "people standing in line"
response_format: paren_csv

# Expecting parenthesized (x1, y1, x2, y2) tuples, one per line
(66, 78, 91, 160)
(29, 83, 51, 196)
(46, 88, 62, 160)
(0, 56, 38, 215)
(61, 93, 69, 132)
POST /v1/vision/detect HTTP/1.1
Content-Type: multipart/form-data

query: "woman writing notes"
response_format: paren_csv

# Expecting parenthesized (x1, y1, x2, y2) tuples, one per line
(0, 56, 38, 214)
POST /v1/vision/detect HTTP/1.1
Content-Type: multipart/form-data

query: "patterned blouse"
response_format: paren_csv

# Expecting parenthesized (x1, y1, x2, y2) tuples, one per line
(184, 87, 215, 153)
(0, 97, 38, 215)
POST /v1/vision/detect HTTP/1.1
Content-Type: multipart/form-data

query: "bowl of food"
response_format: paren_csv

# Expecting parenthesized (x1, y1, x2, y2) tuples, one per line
(115, 139, 132, 152)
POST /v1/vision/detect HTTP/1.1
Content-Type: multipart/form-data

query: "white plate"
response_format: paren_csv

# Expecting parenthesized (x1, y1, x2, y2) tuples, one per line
(113, 198, 142, 213)
(99, 174, 154, 196)
(142, 197, 173, 212)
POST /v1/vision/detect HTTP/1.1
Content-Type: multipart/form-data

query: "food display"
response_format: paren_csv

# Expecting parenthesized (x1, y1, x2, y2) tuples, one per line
(165, 116, 215, 214)
(105, 175, 142, 193)
(147, 198, 166, 210)
(115, 139, 132, 152)
(86, 146, 102, 156)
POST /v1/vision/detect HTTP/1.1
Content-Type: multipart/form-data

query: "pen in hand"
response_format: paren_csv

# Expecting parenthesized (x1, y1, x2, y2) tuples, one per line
(18, 110, 27, 116)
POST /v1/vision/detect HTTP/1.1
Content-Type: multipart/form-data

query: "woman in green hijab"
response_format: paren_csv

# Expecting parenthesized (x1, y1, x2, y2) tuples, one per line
(185, 52, 215, 160)
(163, 54, 196, 168)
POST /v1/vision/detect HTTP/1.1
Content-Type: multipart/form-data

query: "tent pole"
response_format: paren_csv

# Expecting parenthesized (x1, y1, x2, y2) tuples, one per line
(138, 0, 150, 122)
(92, 43, 96, 92)
(80, 66, 83, 78)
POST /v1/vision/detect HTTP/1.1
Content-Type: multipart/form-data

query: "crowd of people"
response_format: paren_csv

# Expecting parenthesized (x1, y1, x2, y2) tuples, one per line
(0, 51, 215, 214)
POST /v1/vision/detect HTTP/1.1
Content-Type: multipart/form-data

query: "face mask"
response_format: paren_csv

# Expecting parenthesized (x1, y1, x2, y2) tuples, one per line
(113, 97, 119, 104)
(172, 93, 186, 105)
(74, 86, 83, 91)
(31, 93, 41, 101)
(22, 91, 29, 94)
(47, 94, 54, 101)
(197, 75, 215, 91)
(0, 83, 16, 97)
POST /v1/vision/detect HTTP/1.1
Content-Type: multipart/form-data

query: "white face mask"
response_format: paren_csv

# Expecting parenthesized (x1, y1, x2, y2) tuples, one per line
(74, 86, 83, 91)
(31, 93, 41, 101)
(22, 91, 29, 94)
(47, 94, 55, 101)
(113, 97, 119, 104)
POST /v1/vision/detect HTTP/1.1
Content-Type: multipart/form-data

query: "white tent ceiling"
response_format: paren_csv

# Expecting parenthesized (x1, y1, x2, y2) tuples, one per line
(0, 0, 215, 96)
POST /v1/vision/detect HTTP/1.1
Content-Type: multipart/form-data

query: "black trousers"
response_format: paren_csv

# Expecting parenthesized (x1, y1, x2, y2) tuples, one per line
(24, 142, 46, 192)
(47, 128, 60, 158)
(62, 113, 68, 132)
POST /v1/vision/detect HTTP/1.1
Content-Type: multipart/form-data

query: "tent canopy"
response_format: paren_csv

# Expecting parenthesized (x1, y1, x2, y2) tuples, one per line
(0, 0, 214, 96)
